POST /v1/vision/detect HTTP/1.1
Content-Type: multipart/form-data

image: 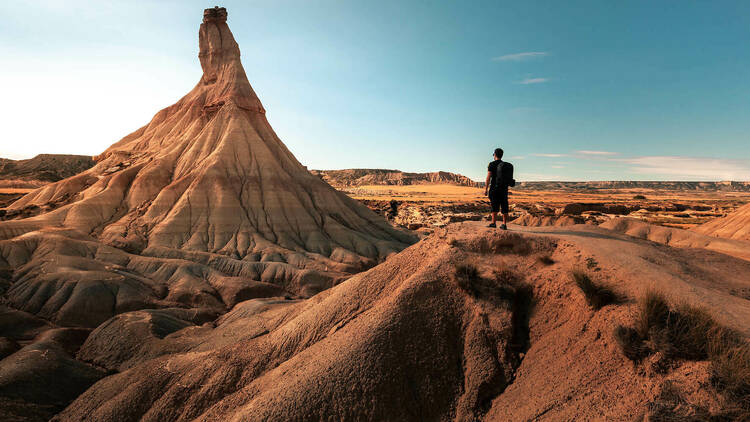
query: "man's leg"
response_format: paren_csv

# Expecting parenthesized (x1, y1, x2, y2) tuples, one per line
(488, 193, 498, 227)
(500, 188, 510, 229)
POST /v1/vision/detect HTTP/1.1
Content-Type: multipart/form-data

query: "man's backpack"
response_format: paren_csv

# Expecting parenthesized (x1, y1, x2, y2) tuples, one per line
(494, 161, 515, 188)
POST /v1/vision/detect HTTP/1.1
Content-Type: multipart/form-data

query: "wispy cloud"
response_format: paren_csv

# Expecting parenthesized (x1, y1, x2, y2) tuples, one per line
(517, 77, 549, 85)
(618, 156, 750, 180)
(492, 52, 548, 62)
(577, 150, 617, 156)
(532, 153, 568, 158)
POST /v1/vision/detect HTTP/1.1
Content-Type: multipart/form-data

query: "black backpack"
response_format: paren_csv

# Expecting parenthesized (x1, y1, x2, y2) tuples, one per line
(494, 161, 515, 188)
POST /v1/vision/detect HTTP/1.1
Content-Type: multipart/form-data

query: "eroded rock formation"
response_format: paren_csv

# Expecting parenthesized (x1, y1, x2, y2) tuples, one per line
(0, 7, 413, 419)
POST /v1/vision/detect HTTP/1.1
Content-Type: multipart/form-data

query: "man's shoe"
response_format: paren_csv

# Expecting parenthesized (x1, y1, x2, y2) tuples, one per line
(487, 223, 496, 228)
(500, 224, 507, 230)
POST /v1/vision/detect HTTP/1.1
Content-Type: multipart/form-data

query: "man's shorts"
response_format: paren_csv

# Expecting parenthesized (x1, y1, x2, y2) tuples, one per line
(489, 188, 509, 214)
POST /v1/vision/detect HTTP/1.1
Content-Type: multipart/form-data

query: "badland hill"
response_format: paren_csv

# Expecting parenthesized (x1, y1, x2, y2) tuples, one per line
(694, 202, 750, 241)
(311, 168, 481, 188)
(0, 7, 413, 419)
(0, 155, 95, 190)
(51, 222, 750, 421)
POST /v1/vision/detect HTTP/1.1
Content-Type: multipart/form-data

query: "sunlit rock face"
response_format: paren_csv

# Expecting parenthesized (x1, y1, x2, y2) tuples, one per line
(0, 8, 414, 419)
(2, 6, 415, 302)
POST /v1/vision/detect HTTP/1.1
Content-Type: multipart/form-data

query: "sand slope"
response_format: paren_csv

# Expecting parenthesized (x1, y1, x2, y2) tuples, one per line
(693, 202, 750, 241)
(601, 217, 750, 262)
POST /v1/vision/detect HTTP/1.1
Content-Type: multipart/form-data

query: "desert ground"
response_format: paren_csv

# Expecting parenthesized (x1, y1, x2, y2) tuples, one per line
(1, 6, 749, 422)
(333, 182, 750, 231)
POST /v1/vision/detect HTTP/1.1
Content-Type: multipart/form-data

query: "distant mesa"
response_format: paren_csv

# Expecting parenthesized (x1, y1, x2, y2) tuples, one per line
(311, 168, 481, 188)
(516, 180, 750, 191)
(0, 154, 95, 185)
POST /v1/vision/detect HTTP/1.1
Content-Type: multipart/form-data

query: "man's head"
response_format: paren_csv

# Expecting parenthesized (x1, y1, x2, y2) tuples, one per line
(494, 148, 504, 160)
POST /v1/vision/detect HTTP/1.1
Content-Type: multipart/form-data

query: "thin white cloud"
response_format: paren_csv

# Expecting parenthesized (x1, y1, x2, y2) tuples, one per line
(618, 156, 750, 181)
(492, 52, 548, 62)
(517, 77, 549, 85)
(577, 150, 617, 156)
(532, 153, 568, 158)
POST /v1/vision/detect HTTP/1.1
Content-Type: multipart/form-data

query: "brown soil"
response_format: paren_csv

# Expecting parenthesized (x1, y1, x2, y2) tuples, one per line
(47, 222, 750, 421)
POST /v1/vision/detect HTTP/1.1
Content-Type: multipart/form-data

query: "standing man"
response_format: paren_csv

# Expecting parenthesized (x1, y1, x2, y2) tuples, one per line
(484, 148, 514, 229)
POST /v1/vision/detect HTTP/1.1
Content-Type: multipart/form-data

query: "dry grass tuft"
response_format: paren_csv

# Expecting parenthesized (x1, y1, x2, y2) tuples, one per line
(467, 233, 535, 256)
(571, 271, 621, 310)
(635, 290, 670, 339)
(615, 291, 750, 416)
(494, 268, 521, 286)
(454, 264, 481, 295)
(614, 325, 649, 361)
(538, 255, 555, 265)
(711, 344, 750, 413)
(454, 263, 516, 302)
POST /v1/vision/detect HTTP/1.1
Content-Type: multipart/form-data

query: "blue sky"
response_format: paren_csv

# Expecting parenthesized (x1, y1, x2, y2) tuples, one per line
(1, 1, 749, 181)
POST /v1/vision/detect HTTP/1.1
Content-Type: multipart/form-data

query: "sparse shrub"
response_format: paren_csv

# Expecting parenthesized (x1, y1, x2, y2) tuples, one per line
(635, 290, 670, 338)
(644, 380, 716, 421)
(494, 268, 520, 286)
(707, 324, 746, 358)
(626, 292, 746, 360)
(454, 264, 480, 295)
(616, 291, 750, 416)
(711, 345, 750, 412)
(492, 269, 521, 303)
(663, 304, 717, 360)
(638, 298, 722, 361)
(571, 271, 620, 310)
(455, 264, 533, 321)
(538, 255, 554, 265)
(468, 233, 534, 255)
(613, 325, 649, 361)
